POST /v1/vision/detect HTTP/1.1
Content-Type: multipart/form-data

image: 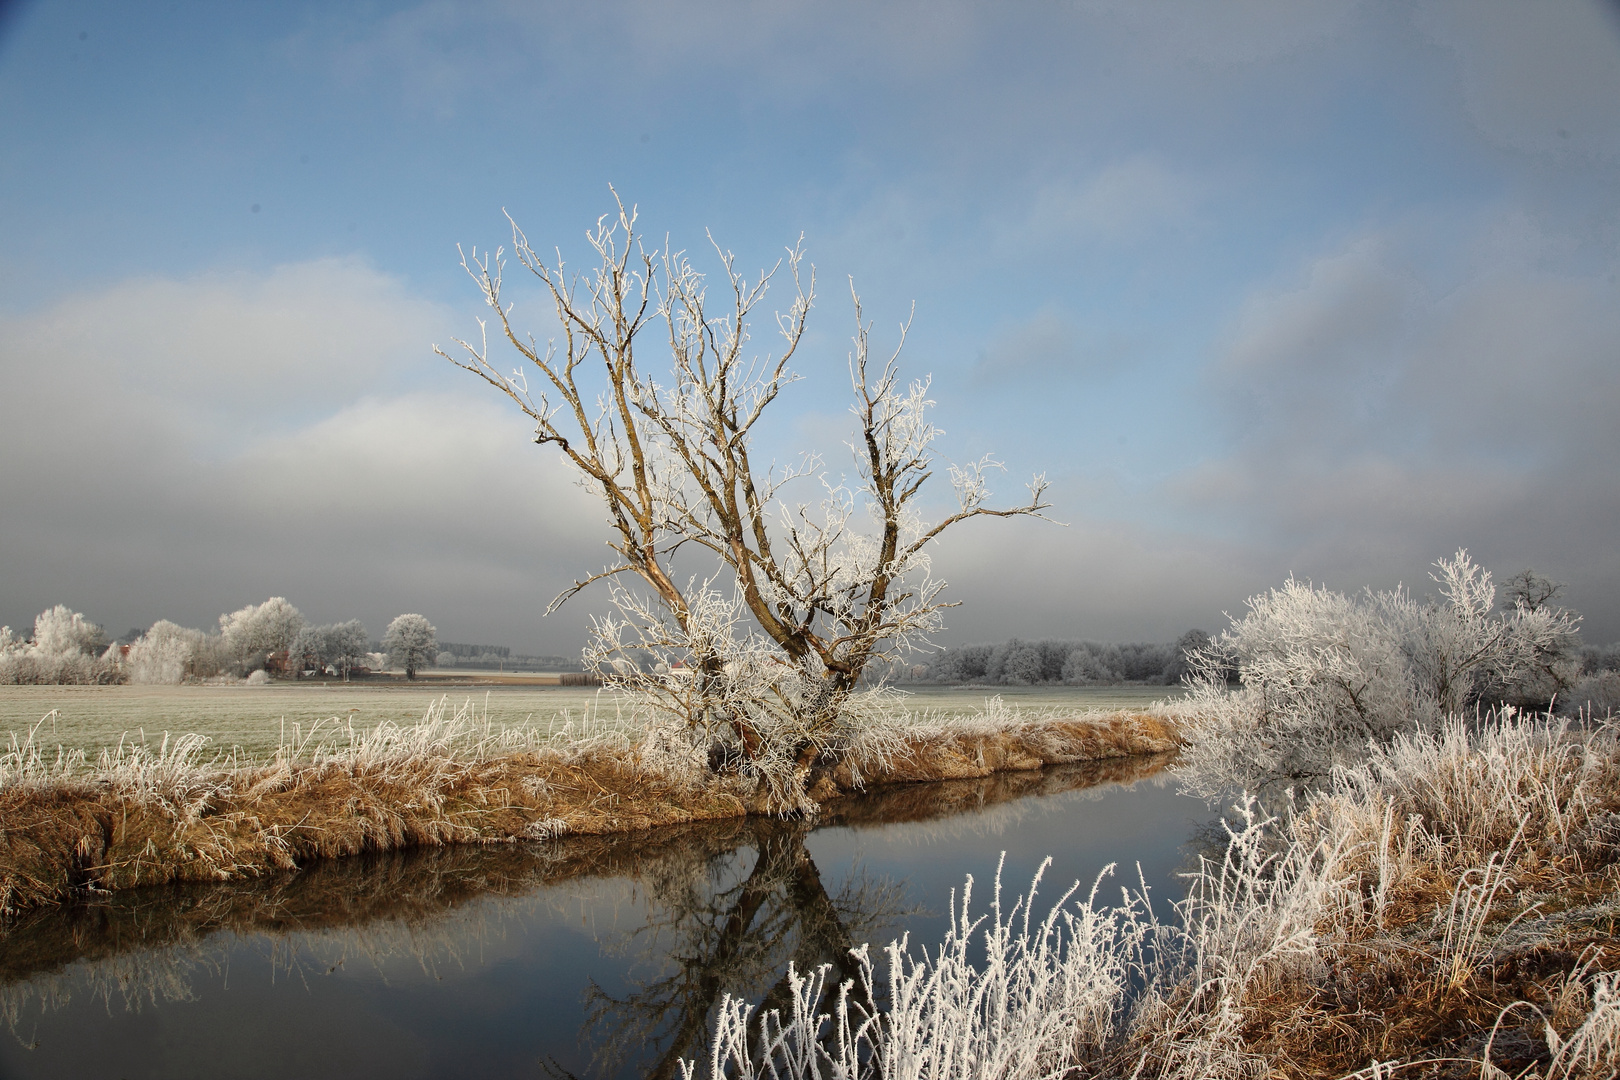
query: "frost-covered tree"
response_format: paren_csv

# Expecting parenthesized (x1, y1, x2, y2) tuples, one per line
(1061, 645, 1119, 685)
(1501, 568, 1564, 613)
(125, 620, 208, 684)
(441, 196, 1048, 808)
(218, 597, 305, 674)
(291, 619, 369, 680)
(0, 605, 120, 684)
(325, 619, 370, 679)
(1177, 550, 1581, 796)
(32, 604, 108, 657)
(991, 639, 1045, 685)
(384, 614, 437, 679)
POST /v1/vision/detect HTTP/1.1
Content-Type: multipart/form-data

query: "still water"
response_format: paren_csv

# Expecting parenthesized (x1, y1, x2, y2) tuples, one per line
(0, 758, 1211, 1080)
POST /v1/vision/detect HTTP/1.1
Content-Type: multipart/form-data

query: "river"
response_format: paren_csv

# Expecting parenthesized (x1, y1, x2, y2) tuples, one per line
(0, 756, 1212, 1080)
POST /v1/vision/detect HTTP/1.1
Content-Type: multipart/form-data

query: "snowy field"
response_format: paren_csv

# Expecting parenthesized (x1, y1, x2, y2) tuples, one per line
(0, 683, 1181, 761)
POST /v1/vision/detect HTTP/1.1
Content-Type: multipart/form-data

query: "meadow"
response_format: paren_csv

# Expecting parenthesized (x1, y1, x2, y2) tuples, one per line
(0, 682, 1182, 761)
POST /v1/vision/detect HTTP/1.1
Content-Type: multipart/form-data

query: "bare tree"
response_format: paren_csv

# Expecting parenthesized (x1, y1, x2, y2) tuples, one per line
(1501, 568, 1564, 613)
(439, 194, 1048, 807)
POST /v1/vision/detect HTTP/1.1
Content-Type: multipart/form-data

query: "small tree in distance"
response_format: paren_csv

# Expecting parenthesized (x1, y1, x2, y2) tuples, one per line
(384, 614, 437, 680)
(440, 194, 1049, 808)
(219, 597, 304, 674)
(291, 619, 370, 680)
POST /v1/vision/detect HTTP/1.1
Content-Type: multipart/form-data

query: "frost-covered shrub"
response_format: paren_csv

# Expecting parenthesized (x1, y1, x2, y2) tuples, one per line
(218, 597, 304, 673)
(125, 620, 207, 684)
(1176, 550, 1580, 796)
(1581, 642, 1620, 676)
(0, 606, 122, 685)
(31, 605, 108, 657)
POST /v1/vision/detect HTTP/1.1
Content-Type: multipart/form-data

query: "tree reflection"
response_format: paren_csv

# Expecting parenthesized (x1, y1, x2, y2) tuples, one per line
(577, 818, 910, 1080)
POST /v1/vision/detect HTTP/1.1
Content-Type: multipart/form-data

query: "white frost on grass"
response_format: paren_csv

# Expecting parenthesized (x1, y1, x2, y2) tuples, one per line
(686, 711, 1620, 1079)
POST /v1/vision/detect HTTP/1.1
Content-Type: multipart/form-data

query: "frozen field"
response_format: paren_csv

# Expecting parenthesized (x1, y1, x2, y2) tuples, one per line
(0, 682, 1182, 760)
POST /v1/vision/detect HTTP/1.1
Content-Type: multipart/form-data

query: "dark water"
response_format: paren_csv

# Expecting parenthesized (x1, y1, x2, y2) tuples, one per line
(0, 757, 1211, 1080)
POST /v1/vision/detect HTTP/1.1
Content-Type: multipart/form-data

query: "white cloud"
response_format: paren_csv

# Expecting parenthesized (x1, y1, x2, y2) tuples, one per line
(972, 305, 1139, 383)
(0, 260, 608, 652)
(1022, 159, 1201, 245)
(1079, 0, 1364, 65)
(923, 512, 1264, 644)
(5, 257, 447, 443)
(1418, 0, 1620, 160)
(1177, 216, 1620, 634)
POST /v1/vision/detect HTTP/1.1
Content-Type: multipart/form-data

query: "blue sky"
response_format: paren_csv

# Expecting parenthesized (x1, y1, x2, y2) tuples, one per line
(3, 0, 1619, 651)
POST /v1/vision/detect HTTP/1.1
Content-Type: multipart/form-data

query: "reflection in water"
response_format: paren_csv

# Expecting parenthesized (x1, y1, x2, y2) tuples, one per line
(576, 819, 909, 1080)
(0, 754, 1182, 1079)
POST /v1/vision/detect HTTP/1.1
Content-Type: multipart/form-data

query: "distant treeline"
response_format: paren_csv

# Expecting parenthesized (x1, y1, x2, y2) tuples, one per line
(917, 631, 1213, 686)
(428, 642, 584, 672)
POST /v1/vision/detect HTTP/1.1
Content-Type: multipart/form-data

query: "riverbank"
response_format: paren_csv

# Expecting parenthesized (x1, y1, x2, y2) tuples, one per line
(693, 711, 1620, 1079)
(0, 704, 1178, 918)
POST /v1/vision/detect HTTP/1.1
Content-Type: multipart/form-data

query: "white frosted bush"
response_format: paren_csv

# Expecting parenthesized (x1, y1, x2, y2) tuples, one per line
(690, 713, 1620, 1079)
(31, 605, 107, 657)
(0, 605, 120, 685)
(125, 620, 207, 685)
(1174, 550, 1582, 796)
(1566, 671, 1620, 718)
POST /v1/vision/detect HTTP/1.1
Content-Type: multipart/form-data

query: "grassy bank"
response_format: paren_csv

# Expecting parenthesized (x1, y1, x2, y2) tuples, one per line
(0, 754, 1173, 1032)
(0, 698, 1178, 918)
(0, 683, 1183, 761)
(691, 711, 1620, 1079)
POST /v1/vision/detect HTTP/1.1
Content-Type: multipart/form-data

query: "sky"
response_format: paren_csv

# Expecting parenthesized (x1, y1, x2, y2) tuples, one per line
(2, 0, 1619, 653)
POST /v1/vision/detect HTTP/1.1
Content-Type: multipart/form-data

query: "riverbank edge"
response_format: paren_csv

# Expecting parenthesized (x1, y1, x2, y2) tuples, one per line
(0, 712, 1179, 918)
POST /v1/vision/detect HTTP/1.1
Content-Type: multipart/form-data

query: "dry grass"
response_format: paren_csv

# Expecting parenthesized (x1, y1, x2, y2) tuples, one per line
(1200, 713, 1620, 1079)
(0, 697, 1180, 920)
(686, 711, 1620, 1080)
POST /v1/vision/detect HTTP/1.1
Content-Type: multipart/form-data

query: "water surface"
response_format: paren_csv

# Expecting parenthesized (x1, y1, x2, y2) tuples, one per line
(0, 756, 1210, 1080)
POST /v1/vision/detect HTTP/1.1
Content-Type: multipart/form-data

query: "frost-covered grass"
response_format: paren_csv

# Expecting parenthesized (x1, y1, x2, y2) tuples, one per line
(0, 684, 1173, 762)
(687, 711, 1620, 1079)
(0, 684, 634, 760)
(0, 690, 1176, 918)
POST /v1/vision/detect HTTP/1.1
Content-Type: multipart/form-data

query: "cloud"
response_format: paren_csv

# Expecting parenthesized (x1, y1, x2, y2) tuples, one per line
(1017, 159, 1201, 247)
(5, 257, 447, 444)
(1418, 0, 1620, 160)
(0, 259, 608, 652)
(972, 306, 1139, 384)
(1176, 215, 1620, 634)
(1079, 0, 1364, 65)
(299, 0, 986, 115)
(921, 512, 1266, 645)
